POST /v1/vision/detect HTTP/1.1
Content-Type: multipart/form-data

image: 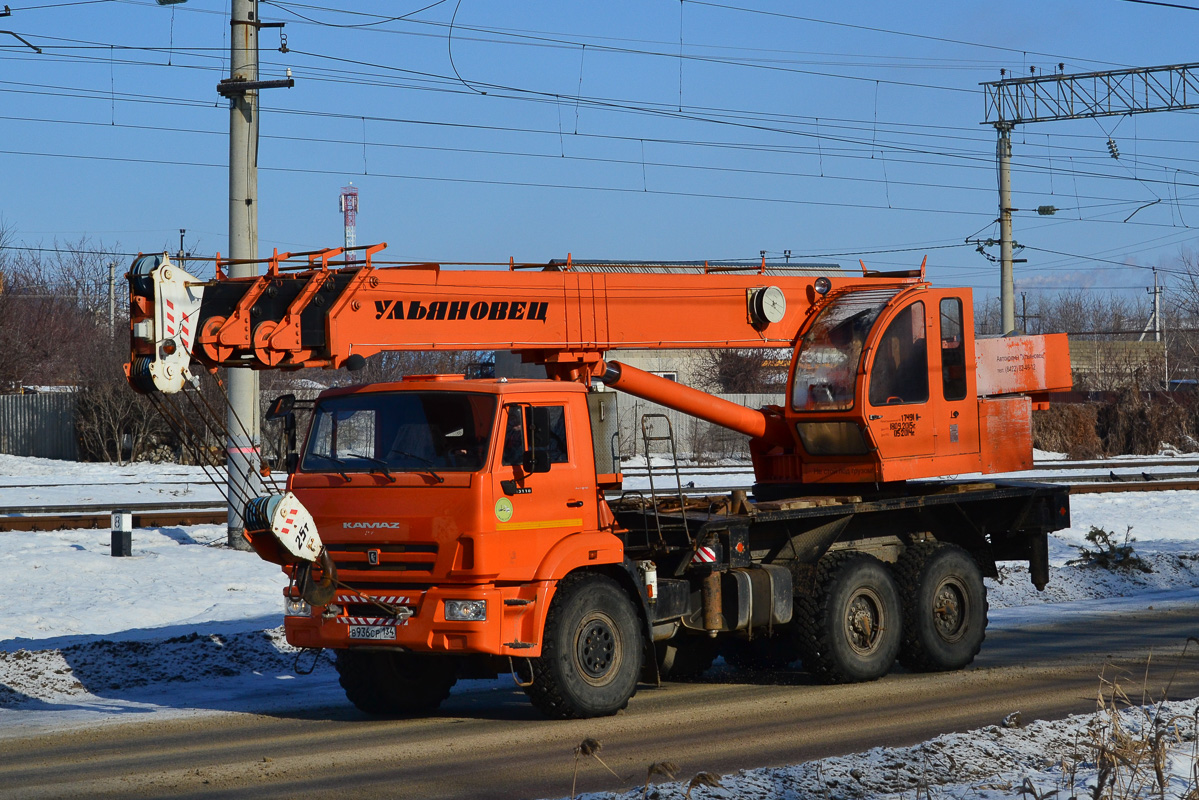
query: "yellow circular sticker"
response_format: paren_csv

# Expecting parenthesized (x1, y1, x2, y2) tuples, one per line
(494, 497, 514, 523)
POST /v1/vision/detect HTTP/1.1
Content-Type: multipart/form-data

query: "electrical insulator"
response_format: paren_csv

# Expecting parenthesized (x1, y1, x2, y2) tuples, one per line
(1107, 138, 1120, 159)
(1036, 205, 1058, 216)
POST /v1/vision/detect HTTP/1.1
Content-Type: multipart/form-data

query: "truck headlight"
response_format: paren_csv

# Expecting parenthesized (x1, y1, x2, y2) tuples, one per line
(444, 599, 486, 621)
(285, 597, 311, 617)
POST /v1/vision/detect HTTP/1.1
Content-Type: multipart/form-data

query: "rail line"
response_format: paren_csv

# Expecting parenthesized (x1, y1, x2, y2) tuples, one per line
(3, 476, 1197, 532)
(620, 458, 1199, 479)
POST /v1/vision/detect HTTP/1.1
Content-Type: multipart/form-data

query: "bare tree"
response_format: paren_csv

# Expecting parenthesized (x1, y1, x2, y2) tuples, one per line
(696, 348, 785, 393)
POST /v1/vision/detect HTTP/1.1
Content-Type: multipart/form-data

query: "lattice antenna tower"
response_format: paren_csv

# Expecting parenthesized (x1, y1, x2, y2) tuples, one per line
(339, 183, 359, 263)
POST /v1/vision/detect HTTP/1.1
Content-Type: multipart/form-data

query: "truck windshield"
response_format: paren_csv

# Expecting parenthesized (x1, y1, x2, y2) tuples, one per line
(790, 289, 899, 412)
(302, 391, 498, 474)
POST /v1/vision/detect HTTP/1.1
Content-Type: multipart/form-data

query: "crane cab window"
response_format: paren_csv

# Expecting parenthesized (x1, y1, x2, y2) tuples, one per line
(940, 298, 968, 401)
(791, 289, 898, 412)
(868, 302, 929, 406)
(501, 405, 569, 467)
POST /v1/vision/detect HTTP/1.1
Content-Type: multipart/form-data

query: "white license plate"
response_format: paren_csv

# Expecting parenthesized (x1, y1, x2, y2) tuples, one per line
(349, 625, 396, 641)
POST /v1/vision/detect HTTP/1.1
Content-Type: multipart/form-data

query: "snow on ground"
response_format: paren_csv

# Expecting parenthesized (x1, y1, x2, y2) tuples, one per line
(0, 453, 224, 508)
(3, 453, 1199, 798)
(576, 698, 1199, 800)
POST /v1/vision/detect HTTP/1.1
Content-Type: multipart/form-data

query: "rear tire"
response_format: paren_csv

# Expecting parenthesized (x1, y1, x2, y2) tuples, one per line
(335, 650, 457, 716)
(796, 551, 902, 684)
(525, 573, 643, 719)
(893, 543, 987, 672)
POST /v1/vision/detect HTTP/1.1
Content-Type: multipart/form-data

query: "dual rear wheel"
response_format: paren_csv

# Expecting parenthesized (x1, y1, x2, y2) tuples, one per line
(795, 544, 987, 683)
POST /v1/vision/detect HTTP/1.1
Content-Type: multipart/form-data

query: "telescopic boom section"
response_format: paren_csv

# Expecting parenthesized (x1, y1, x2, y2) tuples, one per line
(125, 244, 920, 393)
(598, 359, 792, 446)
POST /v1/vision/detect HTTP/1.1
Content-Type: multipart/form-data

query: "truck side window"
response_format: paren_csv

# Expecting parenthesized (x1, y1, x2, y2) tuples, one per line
(500, 405, 569, 467)
(868, 302, 929, 406)
(540, 406, 569, 464)
(940, 297, 968, 401)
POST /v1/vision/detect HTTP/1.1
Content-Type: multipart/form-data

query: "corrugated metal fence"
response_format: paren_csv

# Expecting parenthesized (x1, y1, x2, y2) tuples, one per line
(615, 392, 780, 461)
(0, 392, 78, 461)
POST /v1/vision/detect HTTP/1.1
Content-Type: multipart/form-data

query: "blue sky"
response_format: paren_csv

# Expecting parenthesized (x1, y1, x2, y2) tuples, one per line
(2, 0, 1196, 302)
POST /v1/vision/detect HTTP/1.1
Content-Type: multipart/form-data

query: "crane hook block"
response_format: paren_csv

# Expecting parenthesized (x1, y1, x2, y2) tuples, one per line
(244, 492, 324, 564)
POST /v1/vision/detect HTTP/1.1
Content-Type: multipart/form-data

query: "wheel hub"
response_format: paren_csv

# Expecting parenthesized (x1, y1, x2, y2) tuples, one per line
(576, 615, 618, 681)
(932, 578, 969, 642)
(845, 588, 886, 656)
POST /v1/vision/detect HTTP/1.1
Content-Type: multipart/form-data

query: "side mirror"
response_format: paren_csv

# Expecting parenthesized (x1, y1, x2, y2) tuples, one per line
(521, 406, 552, 474)
(522, 448, 551, 474)
(265, 394, 296, 421)
(266, 394, 299, 472)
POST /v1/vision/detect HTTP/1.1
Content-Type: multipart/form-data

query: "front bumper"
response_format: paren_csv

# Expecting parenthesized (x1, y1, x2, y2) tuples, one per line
(284, 581, 552, 657)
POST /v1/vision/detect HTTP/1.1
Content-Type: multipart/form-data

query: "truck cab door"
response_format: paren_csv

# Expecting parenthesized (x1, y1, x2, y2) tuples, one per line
(932, 295, 980, 460)
(864, 300, 935, 464)
(489, 402, 597, 541)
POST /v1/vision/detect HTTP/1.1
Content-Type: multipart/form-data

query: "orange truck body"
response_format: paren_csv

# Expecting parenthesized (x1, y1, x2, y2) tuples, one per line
(126, 246, 1073, 719)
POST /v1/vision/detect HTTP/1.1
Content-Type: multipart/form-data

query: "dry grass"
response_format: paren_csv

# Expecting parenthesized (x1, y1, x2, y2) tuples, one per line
(1035, 393, 1199, 458)
(1034, 404, 1105, 459)
(1040, 642, 1199, 800)
(1097, 390, 1196, 456)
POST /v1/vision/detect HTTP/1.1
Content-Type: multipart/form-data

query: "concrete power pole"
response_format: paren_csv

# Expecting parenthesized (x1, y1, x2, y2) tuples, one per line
(217, 1, 292, 548)
(996, 123, 1015, 334)
(225, 0, 261, 550)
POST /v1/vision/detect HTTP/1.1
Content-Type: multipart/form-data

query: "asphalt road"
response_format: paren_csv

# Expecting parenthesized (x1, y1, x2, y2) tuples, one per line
(3, 602, 1198, 800)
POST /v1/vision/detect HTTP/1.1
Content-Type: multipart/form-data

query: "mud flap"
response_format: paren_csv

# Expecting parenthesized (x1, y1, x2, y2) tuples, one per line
(611, 558, 662, 687)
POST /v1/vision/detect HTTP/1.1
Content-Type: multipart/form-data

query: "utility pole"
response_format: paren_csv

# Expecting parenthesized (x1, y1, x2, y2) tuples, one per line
(1151, 268, 1161, 344)
(225, 0, 261, 550)
(108, 260, 116, 338)
(1138, 269, 1163, 343)
(217, 0, 292, 548)
(1139, 269, 1166, 385)
(1019, 291, 1037, 335)
(997, 123, 1015, 334)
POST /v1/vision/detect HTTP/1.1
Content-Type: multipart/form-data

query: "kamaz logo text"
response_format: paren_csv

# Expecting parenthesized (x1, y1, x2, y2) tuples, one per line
(343, 522, 401, 529)
(374, 299, 549, 323)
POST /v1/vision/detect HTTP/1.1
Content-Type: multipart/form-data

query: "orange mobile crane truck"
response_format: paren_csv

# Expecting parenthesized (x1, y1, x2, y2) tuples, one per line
(126, 245, 1072, 720)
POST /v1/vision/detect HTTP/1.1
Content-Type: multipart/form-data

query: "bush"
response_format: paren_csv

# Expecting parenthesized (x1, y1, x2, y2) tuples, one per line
(1096, 388, 1194, 456)
(1033, 404, 1104, 459)
(1068, 526, 1152, 573)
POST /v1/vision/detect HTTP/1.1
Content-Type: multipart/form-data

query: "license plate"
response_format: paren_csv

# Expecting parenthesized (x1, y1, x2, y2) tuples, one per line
(349, 625, 396, 641)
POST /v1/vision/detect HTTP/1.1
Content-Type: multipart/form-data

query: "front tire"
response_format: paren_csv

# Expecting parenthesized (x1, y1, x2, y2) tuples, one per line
(893, 543, 988, 672)
(525, 573, 643, 719)
(335, 650, 457, 716)
(796, 551, 902, 683)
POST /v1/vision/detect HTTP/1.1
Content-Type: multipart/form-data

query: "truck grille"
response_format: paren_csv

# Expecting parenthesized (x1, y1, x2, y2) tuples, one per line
(326, 542, 439, 587)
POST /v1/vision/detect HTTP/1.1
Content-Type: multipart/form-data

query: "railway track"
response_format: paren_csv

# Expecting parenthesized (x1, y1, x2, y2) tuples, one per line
(0, 503, 226, 532)
(3, 475, 1198, 532)
(620, 458, 1199, 479)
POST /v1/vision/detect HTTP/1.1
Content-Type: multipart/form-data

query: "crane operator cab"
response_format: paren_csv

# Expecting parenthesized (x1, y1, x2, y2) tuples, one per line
(767, 284, 1045, 486)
